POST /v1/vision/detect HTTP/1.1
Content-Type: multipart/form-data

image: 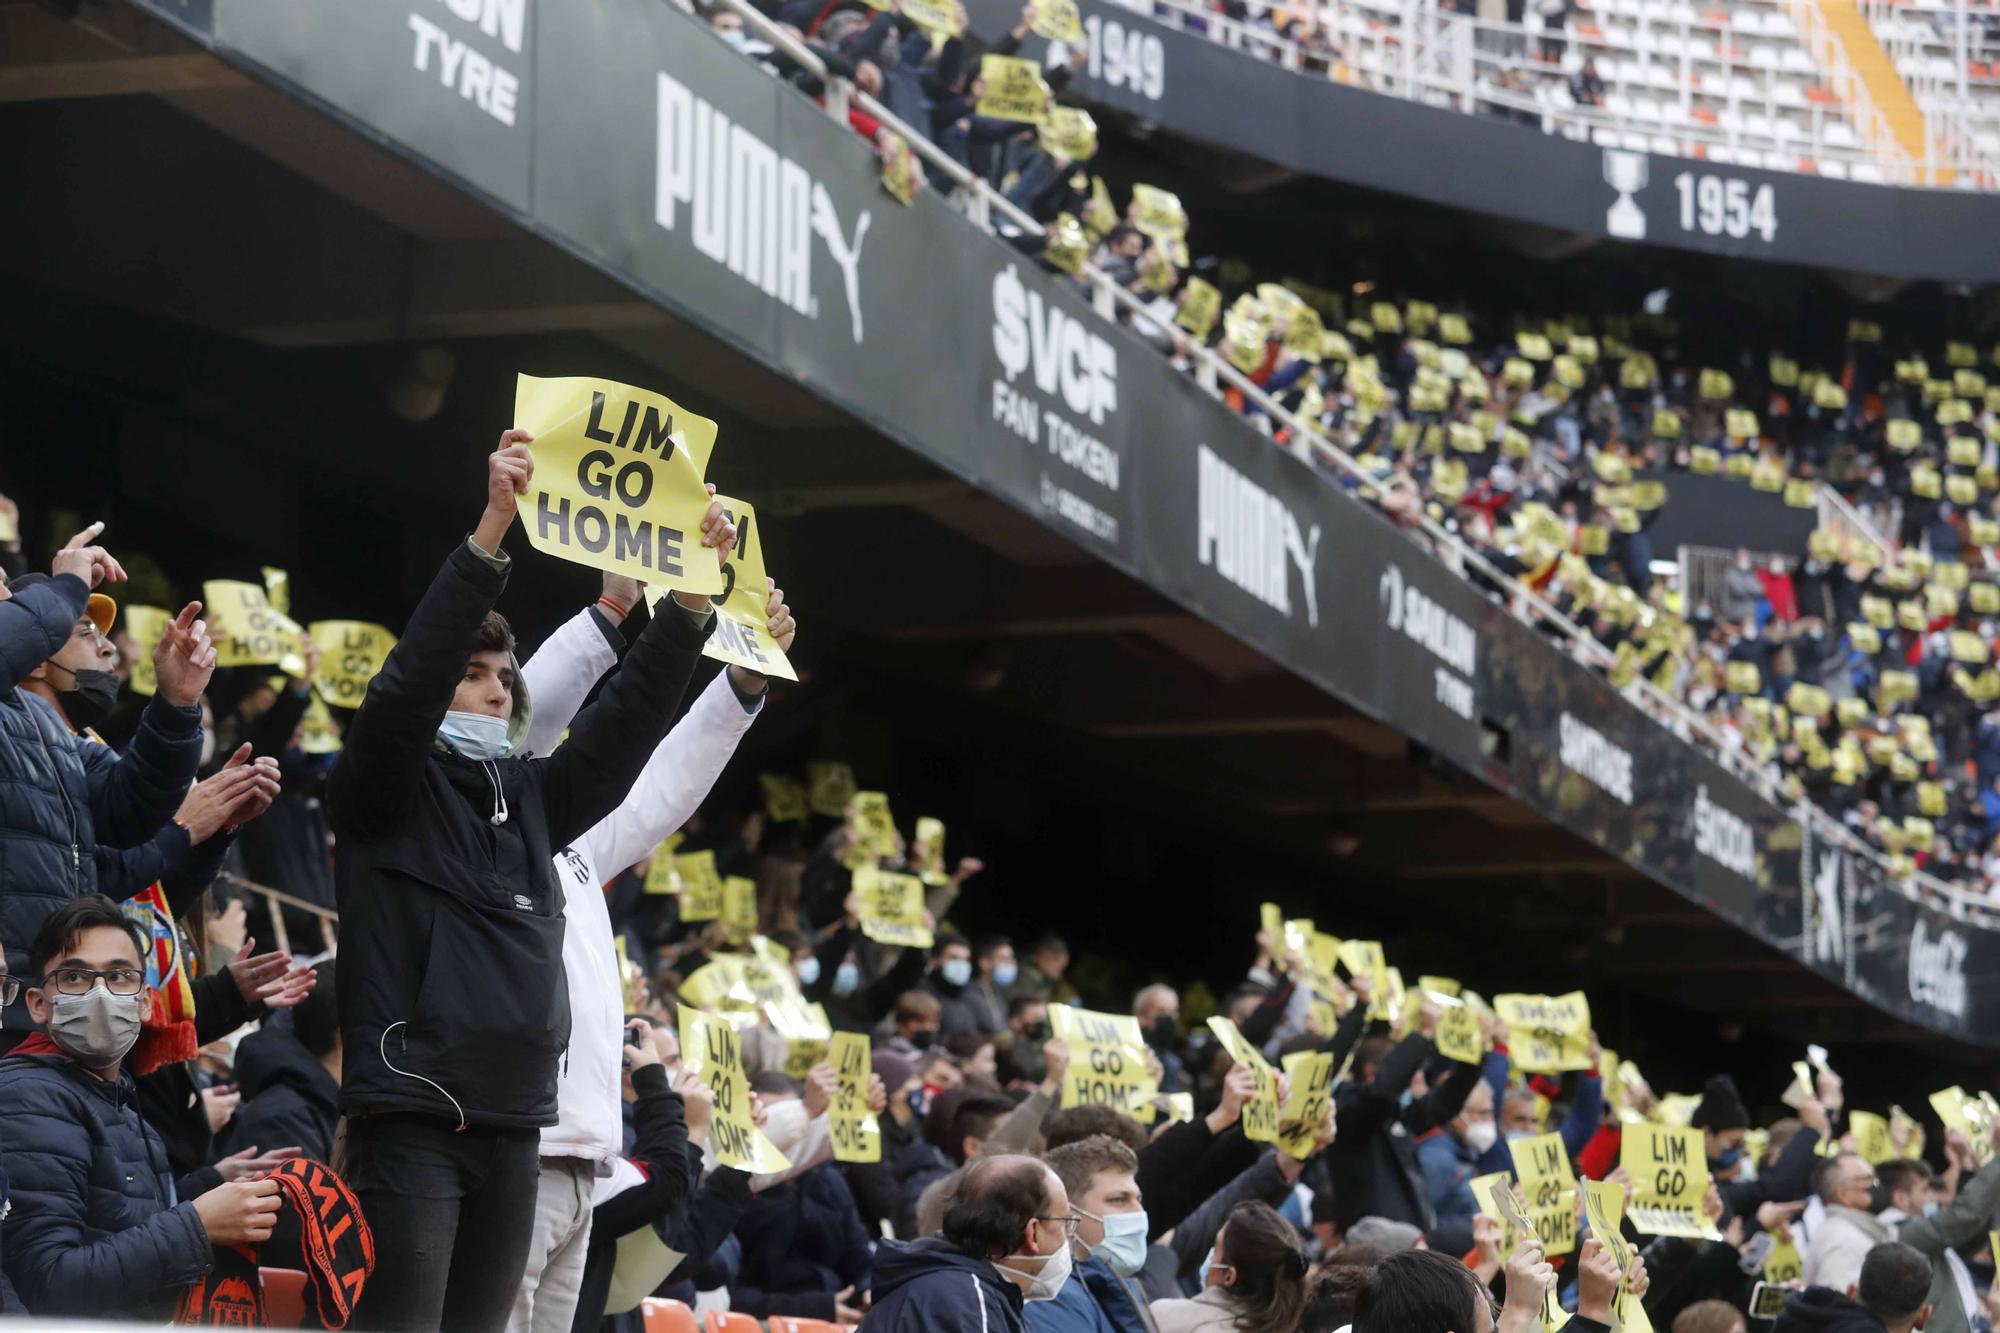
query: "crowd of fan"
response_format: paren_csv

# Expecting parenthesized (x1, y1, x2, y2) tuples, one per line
(1, 434, 1999, 1333)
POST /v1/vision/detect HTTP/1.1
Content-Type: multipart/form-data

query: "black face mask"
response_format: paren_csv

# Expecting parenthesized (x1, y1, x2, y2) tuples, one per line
(1023, 1021, 1053, 1045)
(1147, 1016, 1181, 1049)
(908, 1027, 938, 1051)
(52, 665, 120, 730)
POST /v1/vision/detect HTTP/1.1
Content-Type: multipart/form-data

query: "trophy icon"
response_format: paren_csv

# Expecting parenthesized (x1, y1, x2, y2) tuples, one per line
(1603, 149, 1648, 240)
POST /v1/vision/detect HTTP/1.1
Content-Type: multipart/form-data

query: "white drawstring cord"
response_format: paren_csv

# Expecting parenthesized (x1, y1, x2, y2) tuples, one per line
(380, 1021, 467, 1132)
(482, 758, 509, 826)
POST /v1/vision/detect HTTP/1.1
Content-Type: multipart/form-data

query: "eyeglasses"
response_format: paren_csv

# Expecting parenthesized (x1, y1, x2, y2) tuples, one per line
(41, 967, 145, 997)
(1038, 1214, 1081, 1241)
(0, 977, 16, 1007)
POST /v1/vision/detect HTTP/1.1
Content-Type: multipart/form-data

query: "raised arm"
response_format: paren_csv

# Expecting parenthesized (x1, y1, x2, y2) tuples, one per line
(327, 434, 531, 840)
(517, 597, 625, 759)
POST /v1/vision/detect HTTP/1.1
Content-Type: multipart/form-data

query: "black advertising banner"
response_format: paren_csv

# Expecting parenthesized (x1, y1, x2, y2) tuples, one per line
(130, 0, 1999, 1043)
(960, 0, 2000, 283)
(1798, 829, 2000, 1040)
(531, 0, 1141, 566)
(213, 0, 534, 212)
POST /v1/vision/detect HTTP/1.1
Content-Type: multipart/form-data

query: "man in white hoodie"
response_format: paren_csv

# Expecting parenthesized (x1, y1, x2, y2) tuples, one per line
(506, 572, 796, 1333)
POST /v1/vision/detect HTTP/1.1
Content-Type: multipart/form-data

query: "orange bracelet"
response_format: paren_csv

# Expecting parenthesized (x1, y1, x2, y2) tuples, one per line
(596, 594, 633, 619)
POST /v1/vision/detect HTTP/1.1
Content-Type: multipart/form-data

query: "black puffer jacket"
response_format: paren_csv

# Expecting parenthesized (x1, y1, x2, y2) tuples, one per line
(221, 1012, 340, 1163)
(327, 540, 713, 1131)
(0, 1049, 213, 1318)
(0, 576, 201, 1024)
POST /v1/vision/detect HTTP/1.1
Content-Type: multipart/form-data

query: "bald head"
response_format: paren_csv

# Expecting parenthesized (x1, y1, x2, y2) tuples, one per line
(943, 1154, 1061, 1260)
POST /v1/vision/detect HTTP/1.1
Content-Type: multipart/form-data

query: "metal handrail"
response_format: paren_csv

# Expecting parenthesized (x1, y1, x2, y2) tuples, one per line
(717, 0, 2000, 922)
(215, 871, 337, 956)
(1115, 0, 1984, 181)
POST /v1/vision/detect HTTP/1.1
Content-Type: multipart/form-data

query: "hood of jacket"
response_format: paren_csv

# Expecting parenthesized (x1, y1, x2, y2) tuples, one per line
(431, 645, 535, 756)
(1775, 1287, 1891, 1333)
(872, 1236, 1023, 1308)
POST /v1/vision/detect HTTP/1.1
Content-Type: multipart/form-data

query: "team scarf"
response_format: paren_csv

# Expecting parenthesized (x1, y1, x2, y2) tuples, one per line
(79, 728, 201, 1076)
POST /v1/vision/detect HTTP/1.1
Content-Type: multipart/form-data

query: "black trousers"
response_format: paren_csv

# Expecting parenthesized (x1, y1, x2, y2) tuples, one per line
(344, 1113, 541, 1333)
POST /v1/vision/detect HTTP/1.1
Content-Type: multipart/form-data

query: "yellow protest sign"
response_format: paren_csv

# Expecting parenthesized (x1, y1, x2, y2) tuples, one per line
(1336, 939, 1390, 1019)
(675, 850, 723, 921)
(682, 496, 795, 681)
(760, 774, 806, 823)
(721, 875, 758, 940)
(1622, 1124, 1720, 1239)
(807, 761, 856, 817)
(880, 131, 920, 206)
(1848, 1110, 1893, 1165)
(643, 836, 685, 895)
(830, 1031, 882, 1163)
(679, 953, 799, 1015)
(852, 864, 933, 948)
(1036, 105, 1097, 162)
(1930, 1087, 1995, 1165)
(307, 620, 397, 710)
(763, 996, 831, 1077)
(512, 374, 721, 593)
(976, 54, 1050, 123)
(1129, 184, 1186, 240)
(1470, 1172, 1524, 1249)
(1494, 992, 1593, 1072)
(203, 580, 305, 671)
(900, 0, 962, 32)
(680, 1006, 791, 1173)
(1030, 0, 1085, 41)
(1206, 1015, 1278, 1143)
(299, 693, 343, 754)
(121, 605, 173, 698)
(1509, 1132, 1579, 1255)
(1176, 277, 1222, 341)
(1435, 1001, 1485, 1066)
(1052, 1004, 1158, 1124)
(1583, 1180, 1657, 1333)
(850, 791, 898, 861)
(1278, 1050, 1334, 1160)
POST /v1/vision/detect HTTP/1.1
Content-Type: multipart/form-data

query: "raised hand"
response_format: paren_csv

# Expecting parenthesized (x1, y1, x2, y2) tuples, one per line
(473, 429, 536, 554)
(50, 522, 126, 589)
(153, 602, 217, 709)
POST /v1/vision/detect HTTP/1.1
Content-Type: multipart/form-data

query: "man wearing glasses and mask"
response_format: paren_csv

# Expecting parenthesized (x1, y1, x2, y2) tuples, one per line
(0, 896, 286, 1319)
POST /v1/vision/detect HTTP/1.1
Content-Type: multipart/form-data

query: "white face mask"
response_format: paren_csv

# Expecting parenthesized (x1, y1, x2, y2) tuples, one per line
(1463, 1118, 1499, 1154)
(437, 709, 511, 760)
(999, 1235, 1074, 1302)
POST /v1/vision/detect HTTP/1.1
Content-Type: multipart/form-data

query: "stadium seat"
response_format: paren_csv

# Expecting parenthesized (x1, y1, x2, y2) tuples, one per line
(643, 1300, 701, 1333)
(262, 1269, 308, 1329)
(703, 1313, 764, 1333)
(772, 1321, 846, 1333)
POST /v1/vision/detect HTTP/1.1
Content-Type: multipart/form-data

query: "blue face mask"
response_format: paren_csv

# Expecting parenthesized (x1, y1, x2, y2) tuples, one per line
(438, 709, 512, 760)
(796, 956, 821, 987)
(833, 961, 861, 997)
(941, 958, 973, 988)
(1079, 1208, 1150, 1279)
(994, 962, 1019, 989)
(1506, 1130, 1536, 1143)
(1708, 1146, 1744, 1172)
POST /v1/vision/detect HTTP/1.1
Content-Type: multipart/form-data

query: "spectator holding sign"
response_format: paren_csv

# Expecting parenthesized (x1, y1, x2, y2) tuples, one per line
(327, 430, 733, 1333)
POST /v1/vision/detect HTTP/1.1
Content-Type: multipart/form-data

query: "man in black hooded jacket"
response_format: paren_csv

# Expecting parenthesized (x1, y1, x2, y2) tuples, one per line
(329, 431, 731, 1333)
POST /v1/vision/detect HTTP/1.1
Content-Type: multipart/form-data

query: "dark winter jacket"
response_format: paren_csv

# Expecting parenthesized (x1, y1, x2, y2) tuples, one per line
(861, 1237, 1027, 1333)
(1771, 1288, 1892, 1333)
(0, 1160, 21, 1314)
(0, 575, 203, 1028)
(1326, 1033, 1482, 1234)
(327, 540, 712, 1131)
(221, 1013, 340, 1163)
(727, 1162, 875, 1318)
(571, 1063, 697, 1333)
(0, 1048, 213, 1319)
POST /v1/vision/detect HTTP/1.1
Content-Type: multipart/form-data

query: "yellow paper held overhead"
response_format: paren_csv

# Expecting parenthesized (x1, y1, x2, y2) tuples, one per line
(1435, 1002, 1485, 1066)
(643, 839, 685, 895)
(976, 54, 1050, 123)
(1207, 1015, 1278, 1142)
(1277, 1051, 1334, 1160)
(1052, 1004, 1159, 1124)
(808, 761, 856, 818)
(1621, 1124, 1721, 1239)
(852, 864, 933, 949)
(121, 605, 174, 698)
(675, 850, 724, 921)
(699, 497, 797, 682)
(1848, 1110, 1893, 1165)
(308, 620, 398, 710)
(1508, 1131, 1579, 1255)
(1583, 1180, 1656, 1333)
(830, 1032, 882, 1163)
(511, 374, 722, 594)
(1494, 991, 1594, 1072)
(761, 775, 807, 823)
(679, 1006, 791, 1173)
(204, 579, 306, 671)
(1030, 0, 1084, 41)
(721, 875, 758, 939)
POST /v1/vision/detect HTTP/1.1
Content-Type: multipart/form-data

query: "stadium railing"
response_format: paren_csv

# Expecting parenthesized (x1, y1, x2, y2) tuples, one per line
(1067, 0, 1983, 183)
(720, 0, 2000, 928)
